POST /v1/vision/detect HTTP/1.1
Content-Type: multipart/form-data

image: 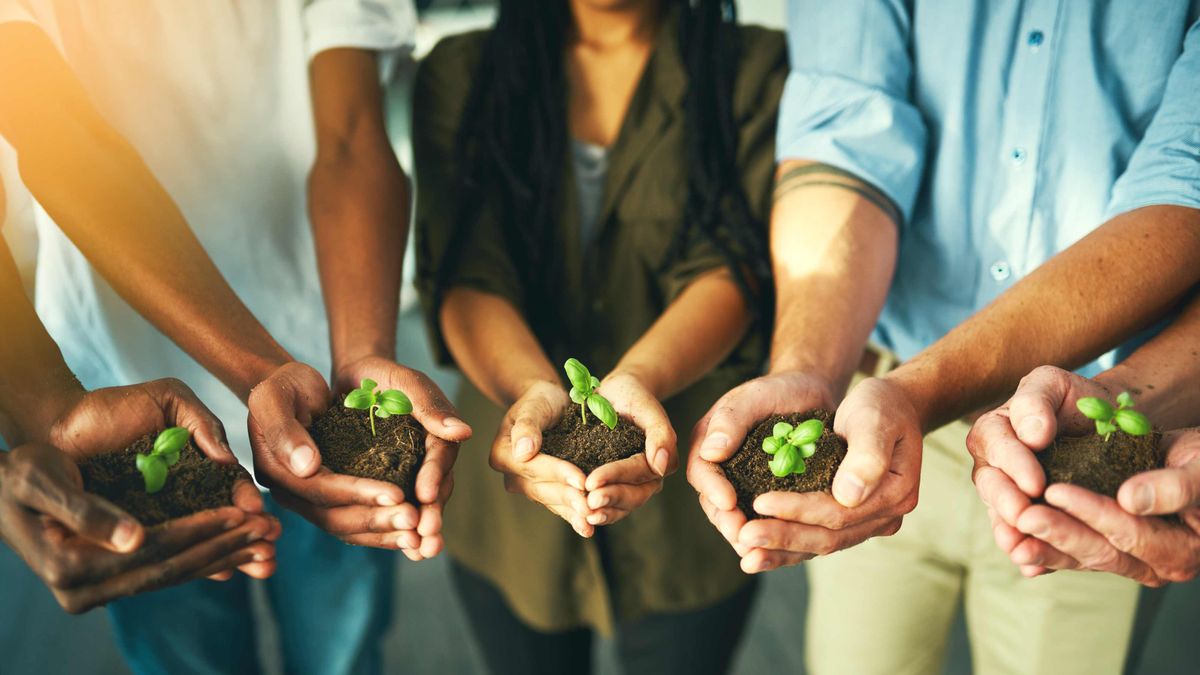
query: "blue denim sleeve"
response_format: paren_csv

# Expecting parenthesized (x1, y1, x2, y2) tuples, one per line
(776, 0, 927, 222)
(1106, 20, 1200, 219)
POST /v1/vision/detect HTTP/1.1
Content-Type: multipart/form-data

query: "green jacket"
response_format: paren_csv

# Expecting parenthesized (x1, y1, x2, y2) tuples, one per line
(413, 16, 787, 633)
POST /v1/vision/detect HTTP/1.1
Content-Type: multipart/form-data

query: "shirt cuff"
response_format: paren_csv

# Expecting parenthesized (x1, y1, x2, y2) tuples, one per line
(303, 0, 417, 82)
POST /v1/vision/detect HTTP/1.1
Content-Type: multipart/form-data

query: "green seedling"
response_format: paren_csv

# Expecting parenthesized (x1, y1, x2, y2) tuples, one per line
(762, 418, 824, 478)
(344, 378, 413, 437)
(563, 358, 618, 430)
(1076, 391, 1151, 442)
(137, 426, 189, 494)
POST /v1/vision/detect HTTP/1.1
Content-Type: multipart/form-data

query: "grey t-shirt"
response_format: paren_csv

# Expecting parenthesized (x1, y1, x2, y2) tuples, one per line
(571, 138, 610, 253)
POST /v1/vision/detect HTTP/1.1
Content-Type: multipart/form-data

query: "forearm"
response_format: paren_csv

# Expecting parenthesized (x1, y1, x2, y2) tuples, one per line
(0, 24, 290, 400)
(612, 269, 749, 399)
(889, 205, 1200, 431)
(1096, 292, 1200, 429)
(439, 288, 558, 407)
(768, 160, 899, 397)
(308, 49, 408, 374)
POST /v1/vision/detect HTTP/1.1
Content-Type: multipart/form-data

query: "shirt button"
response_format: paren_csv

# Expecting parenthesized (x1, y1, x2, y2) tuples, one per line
(1010, 147, 1027, 165)
(990, 261, 1012, 282)
(1028, 30, 1045, 49)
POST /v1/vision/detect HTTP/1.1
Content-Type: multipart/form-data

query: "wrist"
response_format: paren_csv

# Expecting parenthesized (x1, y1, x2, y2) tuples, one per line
(882, 363, 944, 433)
(331, 341, 396, 380)
(24, 372, 87, 445)
(606, 364, 664, 399)
(768, 349, 857, 401)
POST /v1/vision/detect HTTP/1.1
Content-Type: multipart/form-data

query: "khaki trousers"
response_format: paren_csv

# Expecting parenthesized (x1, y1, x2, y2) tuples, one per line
(805, 420, 1140, 675)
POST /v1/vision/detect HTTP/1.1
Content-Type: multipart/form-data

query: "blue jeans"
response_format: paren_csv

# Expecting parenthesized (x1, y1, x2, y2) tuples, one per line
(107, 496, 395, 675)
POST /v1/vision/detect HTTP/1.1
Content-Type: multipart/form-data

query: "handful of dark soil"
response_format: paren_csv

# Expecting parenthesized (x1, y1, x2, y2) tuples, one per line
(79, 434, 241, 526)
(541, 413, 645, 475)
(1037, 429, 1164, 498)
(308, 405, 427, 499)
(720, 409, 847, 519)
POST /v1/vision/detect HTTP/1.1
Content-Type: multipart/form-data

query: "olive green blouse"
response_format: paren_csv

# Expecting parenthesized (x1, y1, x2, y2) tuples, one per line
(413, 17, 787, 634)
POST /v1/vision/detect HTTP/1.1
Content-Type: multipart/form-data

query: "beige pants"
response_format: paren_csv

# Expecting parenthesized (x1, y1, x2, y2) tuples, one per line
(805, 420, 1140, 675)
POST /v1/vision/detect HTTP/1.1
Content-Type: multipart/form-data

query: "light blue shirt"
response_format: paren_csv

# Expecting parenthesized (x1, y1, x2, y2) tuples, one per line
(778, 0, 1200, 370)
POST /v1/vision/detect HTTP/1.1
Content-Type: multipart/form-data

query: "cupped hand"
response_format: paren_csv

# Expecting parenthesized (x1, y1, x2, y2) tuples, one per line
(489, 381, 594, 537)
(0, 443, 277, 613)
(731, 376, 920, 573)
(579, 371, 675, 527)
(1001, 429, 1200, 585)
(965, 365, 1122, 576)
(685, 371, 835, 558)
(333, 355, 470, 560)
(46, 378, 277, 579)
(248, 361, 418, 551)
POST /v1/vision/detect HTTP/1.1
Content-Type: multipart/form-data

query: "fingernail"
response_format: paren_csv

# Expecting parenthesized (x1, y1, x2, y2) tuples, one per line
(833, 473, 866, 507)
(111, 520, 139, 550)
(515, 437, 533, 459)
(224, 517, 241, 529)
(1030, 523, 1049, 539)
(701, 433, 730, 457)
(376, 494, 398, 507)
(596, 494, 610, 508)
(290, 445, 316, 474)
(443, 417, 467, 429)
(253, 551, 270, 562)
(247, 530, 265, 543)
(1131, 485, 1155, 514)
(587, 513, 607, 525)
(653, 448, 669, 476)
(393, 512, 415, 531)
(1018, 417, 1044, 441)
(568, 475, 585, 491)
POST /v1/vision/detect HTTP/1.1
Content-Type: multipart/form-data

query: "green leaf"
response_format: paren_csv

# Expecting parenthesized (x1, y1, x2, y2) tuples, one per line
(1076, 397, 1114, 422)
(587, 394, 618, 430)
(799, 442, 817, 459)
(139, 455, 168, 494)
(793, 457, 807, 475)
(360, 378, 378, 392)
(153, 426, 189, 456)
(590, 376, 601, 389)
(344, 389, 374, 410)
(563, 358, 593, 393)
(763, 436, 781, 454)
(374, 408, 391, 419)
(161, 448, 181, 467)
(769, 444, 799, 477)
(772, 422, 794, 439)
(1114, 409, 1151, 436)
(378, 389, 413, 416)
(569, 387, 587, 405)
(1096, 419, 1118, 438)
(789, 419, 824, 446)
(1116, 391, 1134, 410)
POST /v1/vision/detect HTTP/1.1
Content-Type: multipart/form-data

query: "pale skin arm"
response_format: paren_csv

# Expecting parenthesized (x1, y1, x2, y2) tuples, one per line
(306, 48, 469, 559)
(440, 266, 750, 533)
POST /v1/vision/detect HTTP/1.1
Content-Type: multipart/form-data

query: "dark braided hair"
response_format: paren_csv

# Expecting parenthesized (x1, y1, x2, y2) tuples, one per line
(437, 0, 769, 337)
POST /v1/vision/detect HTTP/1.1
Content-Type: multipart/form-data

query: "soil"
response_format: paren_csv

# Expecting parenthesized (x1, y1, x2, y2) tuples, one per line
(720, 409, 848, 519)
(308, 404, 427, 499)
(79, 434, 240, 526)
(1038, 429, 1164, 498)
(541, 411, 646, 475)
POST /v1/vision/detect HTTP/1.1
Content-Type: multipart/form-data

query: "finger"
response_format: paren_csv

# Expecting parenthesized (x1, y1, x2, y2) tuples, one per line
(1015, 504, 1155, 582)
(10, 473, 144, 554)
(231, 478, 265, 514)
(698, 493, 749, 554)
(417, 473, 453, 538)
(585, 454, 660, 491)
(832, 407, 897, 508)
(1007, 367, 1071, 450)
(740, 547, 814, 574)
(1047, 484, 1177, 568)
(263, 468, 406, 509)
(155, 379, 236, 464)
(417, 533, 444, 560)
(967, 411, 1047, 497)
(606, 386, 675, 477)
(340, 531, 418, 550)
(248, 374, 327, 478)
(504, 474, 590, 518)
(973, 465, 1034, 527)
(686, 454, 738, 512)
(517, 454, 587, 493)
(508, 393, 561, 462)
(1118, 458, 1200, 516)
(272, 493, 418, 536)
(738, 514, 900, 557)
(405, 374, 473, 443)
(1008, 536, 1072, 574)
(586, 480, 662, 513)
(696, 388, 758, 463)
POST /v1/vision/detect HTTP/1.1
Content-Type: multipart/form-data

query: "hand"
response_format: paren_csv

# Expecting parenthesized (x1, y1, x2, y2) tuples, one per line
(0, 444, 276, 613)
(489, 381, 595, 537)
(685, 371, 836, 571)
(333, 355, 471, 560)
(965, 365, 1122, 576)
(721, 376, 920, 573)
(996, 429, 1200, 585)
(580, 371, 675, 527)
(46, 378, 279, 580)
(248, 361, 417, 551)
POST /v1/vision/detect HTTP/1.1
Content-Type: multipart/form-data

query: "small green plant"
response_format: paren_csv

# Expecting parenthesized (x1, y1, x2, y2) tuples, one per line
(137, 426, 189, 494)
(762, 418, 824, 478)
(344, 378, 412, 437)
(563, 358, 618, 430)
(1076, 391, 1151, 442)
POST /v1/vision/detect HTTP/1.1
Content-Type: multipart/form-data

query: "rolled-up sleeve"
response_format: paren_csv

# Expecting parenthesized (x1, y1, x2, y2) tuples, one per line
(302, 0, 416, 79)
(777, 0, 926, 222)
(1106, 20, 1200, 219)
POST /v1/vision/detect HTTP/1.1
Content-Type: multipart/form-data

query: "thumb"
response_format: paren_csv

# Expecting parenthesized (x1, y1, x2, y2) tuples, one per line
(1008, 366, 1075, 449)
(22, 481, 144, 553)
(1118, 455, 1200, 516)
(697, 395, 755, 463)
(833, 416, 895, 509)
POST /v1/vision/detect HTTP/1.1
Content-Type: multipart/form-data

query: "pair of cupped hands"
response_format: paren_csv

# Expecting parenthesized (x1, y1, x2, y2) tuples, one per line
(0, 356, 468, 614)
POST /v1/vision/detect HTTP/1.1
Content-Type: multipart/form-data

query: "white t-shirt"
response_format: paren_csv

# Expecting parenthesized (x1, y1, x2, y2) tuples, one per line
(0, 0, 416, 465)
